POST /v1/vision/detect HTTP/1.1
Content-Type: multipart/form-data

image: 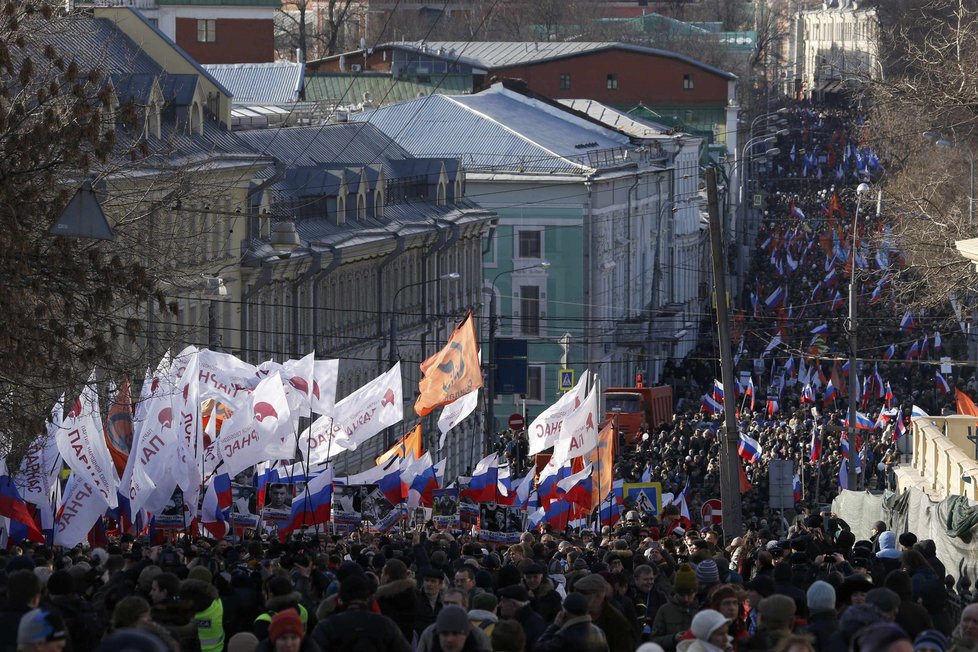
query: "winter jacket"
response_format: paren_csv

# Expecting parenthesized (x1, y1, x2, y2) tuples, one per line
(255, 636, 322, 652)
(312, 603, 412, 652)
(415, 589, 442, 635)
(0, 602, 31, 652)
(535, 615, 610, 652)
(802, 609, 837, 652)
(254, 591, 308, 640)
(595, 600, 639, 652)
(151, 598, 202, 652)
(650, 595, 696, 651)
(50, 593, 103, 652)
(515, 603, 548, 651)
(375, 578, 419, 643)
(528, 578, 562, 623)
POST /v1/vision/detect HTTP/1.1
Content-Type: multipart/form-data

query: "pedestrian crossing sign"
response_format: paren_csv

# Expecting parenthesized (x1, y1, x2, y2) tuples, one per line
(558, 369, 574, 391)
(753, 194, 763, 207)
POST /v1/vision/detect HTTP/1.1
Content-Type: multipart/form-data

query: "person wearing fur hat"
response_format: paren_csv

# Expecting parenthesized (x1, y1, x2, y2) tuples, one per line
(649, 564, 698, 652)
(534, 593, 609, 652)
(522, 564, 562, 624)
(257, 609, 321, 652)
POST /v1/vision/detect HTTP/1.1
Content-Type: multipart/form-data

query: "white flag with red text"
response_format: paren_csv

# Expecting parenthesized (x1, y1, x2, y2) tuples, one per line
(56, 371, 118, 509)
(528, 370, 590, 456)
(218, 372, 294, 478)
(54, 472, 109, 548)
(551, 384, 599, 466)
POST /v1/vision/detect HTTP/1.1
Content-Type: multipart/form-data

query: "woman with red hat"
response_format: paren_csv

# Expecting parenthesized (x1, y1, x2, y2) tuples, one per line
(258, 610, 321, 652)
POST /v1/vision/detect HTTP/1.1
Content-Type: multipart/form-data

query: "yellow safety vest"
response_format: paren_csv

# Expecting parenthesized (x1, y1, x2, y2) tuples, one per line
(255, 603, 309, 629)
(196, 598, 225, 652)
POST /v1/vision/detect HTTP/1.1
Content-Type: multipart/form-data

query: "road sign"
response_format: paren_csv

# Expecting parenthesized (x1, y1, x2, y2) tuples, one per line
(508, 413, 525, 430)
(768, 459, 795, 509)
(753, 193, 763, 207)
(701, 499, 723, 526)
(623, 482, 662, 515)
(558, 369, 575, 392)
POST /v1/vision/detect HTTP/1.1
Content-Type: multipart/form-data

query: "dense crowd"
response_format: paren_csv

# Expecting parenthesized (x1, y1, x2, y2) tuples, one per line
(0, 516, 973, 652)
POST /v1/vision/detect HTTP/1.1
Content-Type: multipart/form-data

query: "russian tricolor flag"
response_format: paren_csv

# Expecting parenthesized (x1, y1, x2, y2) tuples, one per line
(407, 454, 439, 508)
(737, 433, 762, 463)
(793, 472, 802, 504)
(885, 381, 895, 408)
(746, 377, 756, 411)
(832, 291, 845, 310)
(766, 398, 779, 416)
(823, 379, 838, 406)
(765, 286, 786, 309)
(279, 467, 333, 541)
(379, 458, 405, 506)
(900, 311, 915, 332)
(201, 473, 232, 539)
(935, 371, 952, 395)
(810, 323, 829, 336)
(537, 462, 570, 508)
(800, 384, 814, 405)
(462, 453, 498, 503)
(0, 460, 44, 544)
(809, 430, 821, 463)
(846, 410, 875, 430)
(713, 379, 725, 403)
(894, 410, 906, 440)
(701, 394, 722, 416)
(883, 344, 895, 362)
(557, 464, 593, 511)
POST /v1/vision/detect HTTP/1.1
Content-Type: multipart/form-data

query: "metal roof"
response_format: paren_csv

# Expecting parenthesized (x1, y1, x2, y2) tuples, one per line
(234, 123, 412, 168)
(303, 73, 472, 106)
(388, 41, 737, 80)
(202, 62, 304, 106)
(559, 99, 671, 138)
(349, 84, 632, 175)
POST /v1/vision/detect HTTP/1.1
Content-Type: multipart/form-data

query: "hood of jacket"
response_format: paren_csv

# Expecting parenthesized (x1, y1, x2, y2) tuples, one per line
(266, 590, 304, 612)
(468, 609, 499, 624)
(375, 578, 417, 600)
(151, 598, 197, 626)
(878, 530, 897, 551)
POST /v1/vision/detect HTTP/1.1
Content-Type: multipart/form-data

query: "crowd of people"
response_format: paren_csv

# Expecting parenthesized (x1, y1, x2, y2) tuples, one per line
(5, 97, 978, 651)
(0, 515, 974, 652)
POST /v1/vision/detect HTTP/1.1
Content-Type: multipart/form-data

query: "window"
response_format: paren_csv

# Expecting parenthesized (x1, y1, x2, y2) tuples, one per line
(197, 19, 216, 43)
(517, 230, 542, 258)
(357, 193, 366, 221)
(520, 285, 540, 336)
(526, 366, 543, 402)
(559, 73, 571, 90)
(683, 73, 694, 90)
(606, 74, 618, 90)
(374, 188, 384, 218)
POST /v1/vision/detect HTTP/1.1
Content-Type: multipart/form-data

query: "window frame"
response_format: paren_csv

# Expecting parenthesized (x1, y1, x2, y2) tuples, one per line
(606, 73, 618, 90)
(196, 18, 216, 43)
(559, 73, 571, 90)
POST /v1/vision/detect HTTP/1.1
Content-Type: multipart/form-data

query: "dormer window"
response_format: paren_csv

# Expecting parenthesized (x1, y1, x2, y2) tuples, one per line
(146, 101, 161, 139)
(335, 194, 346, 225)
(190, 101, 203, 135)
(373, 188, 384, 218)
(437, 181, 447, 206)
(357, 192, 366, 221)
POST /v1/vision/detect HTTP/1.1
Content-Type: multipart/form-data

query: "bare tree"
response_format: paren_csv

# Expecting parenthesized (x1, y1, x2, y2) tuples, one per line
(277, 0, 360, 61)
(860, 0, 978, 311)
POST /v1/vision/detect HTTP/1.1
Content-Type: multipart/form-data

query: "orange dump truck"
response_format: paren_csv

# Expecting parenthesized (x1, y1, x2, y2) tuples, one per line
(604, 385, 674, 445)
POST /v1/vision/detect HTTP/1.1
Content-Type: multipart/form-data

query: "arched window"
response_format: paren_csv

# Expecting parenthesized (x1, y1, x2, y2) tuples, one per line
(437, 181, 447, 206)
(146, 101, 161, 139)
(190, 101, 203, 135)
(357, 192, 366, 221)
(336, 194, 346, 225)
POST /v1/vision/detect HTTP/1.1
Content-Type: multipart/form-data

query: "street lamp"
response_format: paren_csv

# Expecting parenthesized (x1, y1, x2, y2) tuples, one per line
(924, 131, 975, 225)
(388, 272, 460, 366)
(485, 261, 551, 451)
(847, 181, 871, 491)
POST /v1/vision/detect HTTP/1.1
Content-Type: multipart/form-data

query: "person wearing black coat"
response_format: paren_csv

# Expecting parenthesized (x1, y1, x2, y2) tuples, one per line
(0, 570, 41, 652)
(498, 585, 547, 652)
(311, 575, 412, 652)
(374, 560, 419, 644)
(47, 570, 103, 652)
(534, 593, 609, 652)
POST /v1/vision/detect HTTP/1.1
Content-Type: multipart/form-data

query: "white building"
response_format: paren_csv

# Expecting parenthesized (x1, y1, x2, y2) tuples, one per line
(788, 0, 880, 99)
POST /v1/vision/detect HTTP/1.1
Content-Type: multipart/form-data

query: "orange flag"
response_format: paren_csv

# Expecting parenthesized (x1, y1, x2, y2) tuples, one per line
(415, 312, 483, 417)
(103, 377, 134, 477)
(589, 421, 616, 510)
(376, 423, 423, 466)
(956, 388, 978, 417)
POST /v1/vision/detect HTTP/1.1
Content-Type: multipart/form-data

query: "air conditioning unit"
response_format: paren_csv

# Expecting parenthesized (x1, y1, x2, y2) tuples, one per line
(351, 64, 362, 72)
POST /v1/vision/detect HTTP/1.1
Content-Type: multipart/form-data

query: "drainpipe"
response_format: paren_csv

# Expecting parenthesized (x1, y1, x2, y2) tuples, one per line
(377, 234, 407, 373)
(626, 174, 640, 319)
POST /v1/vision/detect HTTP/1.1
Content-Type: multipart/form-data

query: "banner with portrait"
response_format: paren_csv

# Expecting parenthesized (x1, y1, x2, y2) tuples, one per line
(154, 488, 186, 528)
(432, 488, 459, 529)
(262, 482, 294, 523)
(478, 502, 522, 544)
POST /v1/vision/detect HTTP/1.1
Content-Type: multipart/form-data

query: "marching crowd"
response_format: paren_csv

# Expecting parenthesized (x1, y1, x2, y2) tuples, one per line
(4, 99, 978, 652)
(0, 514, 973, 652)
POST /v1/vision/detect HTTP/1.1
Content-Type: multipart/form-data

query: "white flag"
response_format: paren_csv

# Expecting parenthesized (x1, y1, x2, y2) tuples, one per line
(56, 372, 118, 509)
(173, 350, 202, 515)
(54, 472, 109, 548)
(528, 370, 590, 456)
(259, 353, 316, 419)
(311, 359, 340, 415)
(762, 335, 782, 357)
(195, 347, 259, 411)
(551, 385, 599, 466)
(18, 398, 64, 508)
(127, 360, 181, 515)
(218, 372, 295, 478)
(299, 362, 403, 464)
(437, 390, 479, 449)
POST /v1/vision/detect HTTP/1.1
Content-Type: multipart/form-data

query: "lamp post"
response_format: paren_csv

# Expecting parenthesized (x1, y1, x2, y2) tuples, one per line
(388, 272, 460, 367)
(485, 261, 551, 453)
(847, 182, 871, 491)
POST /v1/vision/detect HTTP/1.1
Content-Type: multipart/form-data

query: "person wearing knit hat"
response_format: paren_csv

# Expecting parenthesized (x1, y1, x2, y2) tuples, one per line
(749, 594, 796, 650)
(805, 581, 838, 652)
(228, 631, 260, 652)
(694, 559, 720, 591)
(899, 532, 919, 550)
(267, 609, 318, 652)
(913, 629, 949, 652)
(689, 608, 731, 649)
(187, 565, 214, 584)
(649, 564, 698, 651)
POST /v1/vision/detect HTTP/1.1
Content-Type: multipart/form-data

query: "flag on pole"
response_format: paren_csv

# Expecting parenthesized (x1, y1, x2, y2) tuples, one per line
(737, 433, 762, 463)
(376, 424, 423, 467)
(279, 467, 333, 541)
(104, 377, 134, 477)
(0, 460, 44, 543)
(956, 388, 978, 417)
(437, 390, 479, 449)
(809, 429, 821, 463)
(415, 312, 483, 417)
(935, 371, 951, 395)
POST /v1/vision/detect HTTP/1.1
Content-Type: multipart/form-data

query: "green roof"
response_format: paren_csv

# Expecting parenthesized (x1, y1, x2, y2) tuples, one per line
(156, 0, 280, 6)
(304, 72, 472, 105)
